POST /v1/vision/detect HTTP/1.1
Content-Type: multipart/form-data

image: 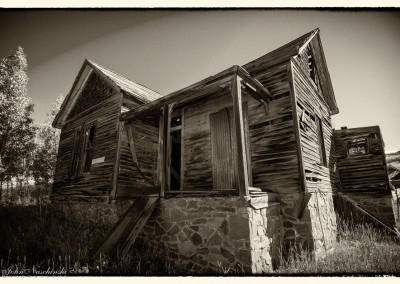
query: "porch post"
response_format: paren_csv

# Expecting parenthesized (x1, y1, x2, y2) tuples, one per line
(231, 76, 249, 197)
(158, 104, 171, 197)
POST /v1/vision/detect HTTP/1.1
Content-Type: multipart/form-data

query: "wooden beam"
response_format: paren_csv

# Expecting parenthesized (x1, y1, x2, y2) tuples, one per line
(180, 108, 185, 191)
(231, 76, 249, 197)
(288, 60, 307, 192)
(156, 112, 164, 195)
(166, 104, 173, 193)
(159, 105, 171, 197)
(120, 74, 235, 121)
(110, 120, 123, 200)
(237, 66, 273, 101)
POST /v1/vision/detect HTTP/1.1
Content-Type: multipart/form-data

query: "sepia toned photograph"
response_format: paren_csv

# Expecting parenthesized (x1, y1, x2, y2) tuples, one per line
(0, 9, 399, 276)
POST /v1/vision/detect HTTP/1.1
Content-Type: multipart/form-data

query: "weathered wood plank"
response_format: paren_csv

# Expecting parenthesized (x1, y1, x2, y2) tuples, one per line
(94, 196, 159, 259)
(232, 76, 249, 196)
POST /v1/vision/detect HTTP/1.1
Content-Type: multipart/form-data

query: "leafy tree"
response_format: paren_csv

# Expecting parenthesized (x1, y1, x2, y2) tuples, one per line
(31, 94, 64, 202)
(0, 47, 33, 201)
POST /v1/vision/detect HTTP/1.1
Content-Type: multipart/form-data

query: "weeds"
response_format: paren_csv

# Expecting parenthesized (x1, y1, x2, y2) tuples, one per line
(1, 203, 400, 275)
(277, 218, 400, 274)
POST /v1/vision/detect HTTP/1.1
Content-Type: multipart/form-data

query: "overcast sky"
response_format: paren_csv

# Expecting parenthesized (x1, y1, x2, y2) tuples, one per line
(0, 10, 399, 152)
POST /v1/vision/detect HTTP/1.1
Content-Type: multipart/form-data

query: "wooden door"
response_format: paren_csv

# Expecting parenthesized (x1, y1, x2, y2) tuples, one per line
(210, 108, 236, 189)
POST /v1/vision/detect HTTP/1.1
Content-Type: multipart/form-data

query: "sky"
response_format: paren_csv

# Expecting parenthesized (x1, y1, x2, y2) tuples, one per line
(0, 10, 399, 152)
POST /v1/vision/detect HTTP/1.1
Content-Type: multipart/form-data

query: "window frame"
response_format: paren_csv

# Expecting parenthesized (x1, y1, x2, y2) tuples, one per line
(68, 120, 97, 181)
(346, 138, 368, 157)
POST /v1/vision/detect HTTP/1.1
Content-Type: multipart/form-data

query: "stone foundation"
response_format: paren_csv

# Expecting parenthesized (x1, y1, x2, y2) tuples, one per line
(51, 192, 338, 273)
(53, 199, 135, 226)
(134, 196, 283, 274)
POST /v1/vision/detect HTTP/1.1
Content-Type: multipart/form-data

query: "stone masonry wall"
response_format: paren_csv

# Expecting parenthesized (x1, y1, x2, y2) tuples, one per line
(279, 192, 337, 259)
(247, 202, 283, 272)
(134, 196, 284, 274)
(307, 192, 337, 256)
(54, 199, 134, 226)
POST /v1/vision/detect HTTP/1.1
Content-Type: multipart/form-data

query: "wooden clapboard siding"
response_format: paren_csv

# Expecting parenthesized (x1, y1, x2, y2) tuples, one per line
(182, 89, 234, 190)
(245, 61, 301, 193)
(333, 126, 390, 192)
(67, 72, 115, 120)
(117, 113, 159, 198)
(52, 77, 122, 199)
(291, 58, 337, 193)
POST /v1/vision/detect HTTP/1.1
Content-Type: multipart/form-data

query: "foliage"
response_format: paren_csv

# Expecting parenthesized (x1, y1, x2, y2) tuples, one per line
(31, 94, 64, 187)
(277, 218, 400, 275)
(0, 47, 36, 198)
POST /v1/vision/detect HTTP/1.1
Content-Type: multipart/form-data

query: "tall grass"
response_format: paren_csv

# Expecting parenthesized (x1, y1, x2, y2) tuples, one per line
(0, 204, 177, 275)
(0, 204, 112, 274)
(1, 203, 400, 275)
(277, 219, 400, 275)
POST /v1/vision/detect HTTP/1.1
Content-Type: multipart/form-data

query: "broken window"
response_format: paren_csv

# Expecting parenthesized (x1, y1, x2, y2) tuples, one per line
(347, 138, 367, 156)
(69, 122, 97, 180)
(307, 48, 320, 89)
(316, 116, 327, 167)
(69, 127, 82, 180)
(82, 124, 96, 173)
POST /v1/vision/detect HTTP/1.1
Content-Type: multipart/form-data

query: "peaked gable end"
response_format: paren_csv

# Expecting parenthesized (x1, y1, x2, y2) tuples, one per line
(294, 32, 338, 115)
(243, 28, 339, 115)
(53, 59, 163, 128)
(67, 71, 116, 120)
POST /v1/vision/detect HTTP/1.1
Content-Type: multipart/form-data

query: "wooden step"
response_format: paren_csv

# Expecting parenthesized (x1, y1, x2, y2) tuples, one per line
(94, 196, 159, 259)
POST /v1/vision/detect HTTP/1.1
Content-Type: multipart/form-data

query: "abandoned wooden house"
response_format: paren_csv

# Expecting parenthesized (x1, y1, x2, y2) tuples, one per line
(333, 126, 397, 230)
(51, 28, 396, 274)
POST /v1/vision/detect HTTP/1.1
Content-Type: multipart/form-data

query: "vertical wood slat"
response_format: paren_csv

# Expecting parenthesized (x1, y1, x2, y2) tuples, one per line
(210, 108, 235, 189)
(231, 76, 249, 196)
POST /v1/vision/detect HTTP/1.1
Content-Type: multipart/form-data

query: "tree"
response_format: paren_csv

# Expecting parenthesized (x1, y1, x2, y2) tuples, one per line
(0, 47, 33, 201)
(31, 94, 64, 202)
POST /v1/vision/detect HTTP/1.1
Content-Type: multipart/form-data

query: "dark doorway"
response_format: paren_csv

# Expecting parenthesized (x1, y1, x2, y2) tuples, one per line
(169, 113, 182, 190)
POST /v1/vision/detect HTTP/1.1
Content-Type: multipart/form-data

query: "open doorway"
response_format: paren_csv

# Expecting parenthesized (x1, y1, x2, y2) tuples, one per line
(169, 112, 182, 190)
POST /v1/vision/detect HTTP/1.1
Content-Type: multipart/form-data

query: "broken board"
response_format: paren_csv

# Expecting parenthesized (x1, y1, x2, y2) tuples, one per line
(94, 196, 159, 259)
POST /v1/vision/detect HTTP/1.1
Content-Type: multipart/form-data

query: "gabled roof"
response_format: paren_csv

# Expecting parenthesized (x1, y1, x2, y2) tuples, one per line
(88, 60, 162, 103)
(52, 59, 163, 128)
(243, 28, 339, 115)
(243, 29, 318, 72)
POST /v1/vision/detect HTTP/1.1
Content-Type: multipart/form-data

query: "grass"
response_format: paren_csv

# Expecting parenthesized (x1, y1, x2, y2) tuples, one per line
(1, 202, 400, 275)
(277, 219, 400, 275)
(0, 204, 177, 275)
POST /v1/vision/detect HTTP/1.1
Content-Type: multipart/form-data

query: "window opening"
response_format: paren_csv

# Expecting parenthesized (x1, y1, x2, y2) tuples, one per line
(347, 138, 367, 156)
